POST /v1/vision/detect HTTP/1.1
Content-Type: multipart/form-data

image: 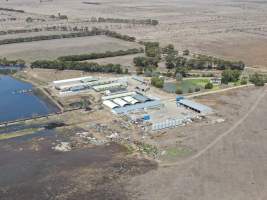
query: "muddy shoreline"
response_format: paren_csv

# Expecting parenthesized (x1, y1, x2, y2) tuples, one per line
(0, 127, 158, 200)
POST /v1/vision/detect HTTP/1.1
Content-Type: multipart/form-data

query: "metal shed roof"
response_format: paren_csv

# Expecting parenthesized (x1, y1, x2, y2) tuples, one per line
(103, 100, 119, 109)
(102, 92, 137, 101)
(56, 82, 88, 90)
(123, 96, 139, 104)
(112, 98, 130, 107)
(80, 77, 99, 83)
(53, 76, 93, 85)
(133, 94, 150, 103)
(179, 99, 212, 114)
(93, 82, 126, 92)
(113, 100, 161, 114)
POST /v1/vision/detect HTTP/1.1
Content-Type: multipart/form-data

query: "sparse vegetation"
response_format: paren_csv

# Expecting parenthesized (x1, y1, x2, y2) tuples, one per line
(0, 57, 25, 66)
(91, 17, 159, 25)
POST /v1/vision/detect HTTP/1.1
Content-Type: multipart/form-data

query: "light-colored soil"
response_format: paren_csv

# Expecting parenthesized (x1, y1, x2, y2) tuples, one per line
(1, 0, 267, 68)
(1, 35, 141, 62)
(126, 85, 267, 200)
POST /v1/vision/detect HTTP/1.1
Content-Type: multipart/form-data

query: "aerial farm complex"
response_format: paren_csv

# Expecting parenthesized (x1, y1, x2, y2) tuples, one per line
(0, 0, 267, 199)
(51, 75, 213, 131)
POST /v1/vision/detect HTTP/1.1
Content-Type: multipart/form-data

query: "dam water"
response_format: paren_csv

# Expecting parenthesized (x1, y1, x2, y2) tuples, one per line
(0, 75, 59, 123)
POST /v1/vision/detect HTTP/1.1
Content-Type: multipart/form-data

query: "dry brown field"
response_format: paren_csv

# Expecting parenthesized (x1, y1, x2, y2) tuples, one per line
(1, 0, 267, 68)
(0, 35, 141, 62)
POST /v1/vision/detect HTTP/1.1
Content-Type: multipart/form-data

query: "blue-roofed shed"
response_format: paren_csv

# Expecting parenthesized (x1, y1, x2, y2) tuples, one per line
(133, 94, 150, 103)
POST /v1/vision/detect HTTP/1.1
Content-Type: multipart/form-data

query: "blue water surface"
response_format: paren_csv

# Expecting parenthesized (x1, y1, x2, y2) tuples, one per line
(0, 75, 58, 122)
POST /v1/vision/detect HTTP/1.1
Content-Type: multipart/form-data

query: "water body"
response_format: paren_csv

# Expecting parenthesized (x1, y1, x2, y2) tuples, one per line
(0, 75, 59, 123)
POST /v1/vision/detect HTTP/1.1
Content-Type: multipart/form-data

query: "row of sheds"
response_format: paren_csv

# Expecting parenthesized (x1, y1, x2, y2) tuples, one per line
(53, 76, 127, 92)
(103, 95, 148, 109)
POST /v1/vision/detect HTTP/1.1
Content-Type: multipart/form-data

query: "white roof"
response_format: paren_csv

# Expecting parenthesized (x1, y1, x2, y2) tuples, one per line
(87, 78, 115, 87)
(102, 92, 136, 101)
(56, 82, 87, 90)
(53, 76, 93, 85)
(123, 96, 139, 104)
(113, 98, 129, 107)
(103, 100, 119, 109)
(93, 82, 125, 92)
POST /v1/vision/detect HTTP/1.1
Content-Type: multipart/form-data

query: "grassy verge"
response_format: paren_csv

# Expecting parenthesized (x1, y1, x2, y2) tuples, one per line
(0, 128, 43, 140)
(165, 146, 193, 158)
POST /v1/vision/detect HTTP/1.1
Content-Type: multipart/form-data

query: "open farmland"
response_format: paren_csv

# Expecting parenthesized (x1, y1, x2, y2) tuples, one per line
(126, 85, 267, 200)
(0, 35, 142, 62)
(2, 0, 267, 69)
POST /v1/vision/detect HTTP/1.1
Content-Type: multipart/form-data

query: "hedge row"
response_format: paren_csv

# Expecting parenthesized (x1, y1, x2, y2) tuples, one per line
(58, 48, 143, 61)
(0, 27, 136, 45)
(31, 60, 125, 74)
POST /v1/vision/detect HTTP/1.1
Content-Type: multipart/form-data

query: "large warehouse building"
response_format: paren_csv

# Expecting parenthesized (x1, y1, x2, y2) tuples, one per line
(101, 91, 161, 114)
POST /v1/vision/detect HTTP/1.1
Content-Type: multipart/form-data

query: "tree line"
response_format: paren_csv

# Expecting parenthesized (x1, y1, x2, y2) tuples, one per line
(164, 45, 245, 71)
(0, 7, 24, 13)
(90, 17, 159, 26)
(31, 60, 126, 74)
(0, 27, 136, 46)
(0, 25, 87, 36)
(133, 42, 161, 74)
(0, 57, 25, 67)
(58, 48, 143, 61)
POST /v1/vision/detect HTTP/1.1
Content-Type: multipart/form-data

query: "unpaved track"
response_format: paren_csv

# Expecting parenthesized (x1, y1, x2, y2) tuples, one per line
(127, 86, 267, 200)
(161, 86, 266, 168)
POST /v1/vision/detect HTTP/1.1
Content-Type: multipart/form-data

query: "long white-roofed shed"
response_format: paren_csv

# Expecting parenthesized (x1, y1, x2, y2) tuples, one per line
(113, 98, 130, 107)
(53, 76, 93, 85)
(103, 100, 119, 109)
(123, 96, 139, 104)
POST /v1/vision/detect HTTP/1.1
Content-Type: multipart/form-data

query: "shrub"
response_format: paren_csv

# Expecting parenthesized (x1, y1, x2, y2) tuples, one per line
(183, 49, 190, 56)
(240, 77, 248, 85)
(205, 82, 213, 89)
(195, 87, 201, 92)
(188, 88, 193, 93)
(175, 88, 183, 94)
(249, 73, 265, 86)
(151, 76, 164, 88)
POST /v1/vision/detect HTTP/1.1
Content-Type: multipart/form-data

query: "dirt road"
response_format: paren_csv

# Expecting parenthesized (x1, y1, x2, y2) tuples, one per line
(126, 86, 267, 200)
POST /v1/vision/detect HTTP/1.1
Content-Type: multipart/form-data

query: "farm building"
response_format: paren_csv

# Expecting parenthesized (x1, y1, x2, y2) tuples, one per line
(101, 90, 161, 114)
(53, 76, 97, 86)
(102, 91, 137, 101)
(177, 99, 213, 114)
(93, 82, 127, 92)
(112, 98, 130, 107)
(113, 100, 161, 114)
(210, 77, 221, 85)
(123, 96, 139, 104)
(103, 100, 120, 109)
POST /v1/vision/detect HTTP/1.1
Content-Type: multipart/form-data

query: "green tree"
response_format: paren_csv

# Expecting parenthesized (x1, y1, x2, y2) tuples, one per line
(205, 82, 213, 89)
(221, 69, 241, 84)
(249, 73, 265, 86)
(151, 76, 164, 88)
(183, 49, 190, 56)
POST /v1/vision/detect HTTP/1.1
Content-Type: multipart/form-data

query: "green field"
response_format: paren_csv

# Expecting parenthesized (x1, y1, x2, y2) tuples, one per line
(163, 78, 210, 94)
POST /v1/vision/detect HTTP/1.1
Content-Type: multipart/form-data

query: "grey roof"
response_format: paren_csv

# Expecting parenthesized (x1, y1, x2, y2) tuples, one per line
(179, 99, 212, 113)
(113, 100, 161, 114)
(133, 94, 150, 103)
